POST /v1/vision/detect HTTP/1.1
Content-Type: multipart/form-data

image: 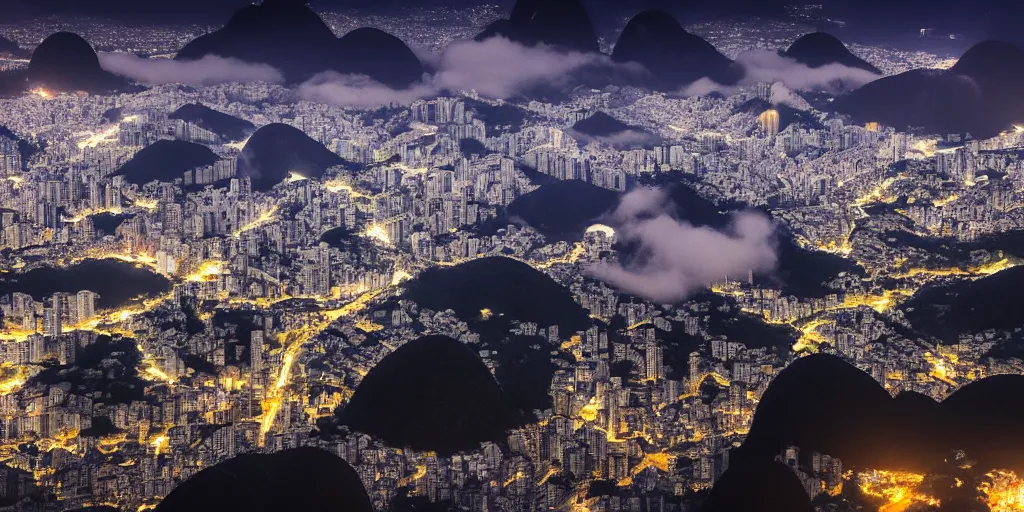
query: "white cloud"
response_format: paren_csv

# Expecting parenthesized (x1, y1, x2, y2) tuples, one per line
(98, 52, 284, 86)
(680, 49, 881, 98)
(296, 36, 640, 109)
(586, 187, 778, 303)
(298, 72, 437, 110)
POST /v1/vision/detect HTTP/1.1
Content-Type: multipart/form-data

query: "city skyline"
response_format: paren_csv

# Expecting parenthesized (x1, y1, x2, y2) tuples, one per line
(0, 1, 1022, 511)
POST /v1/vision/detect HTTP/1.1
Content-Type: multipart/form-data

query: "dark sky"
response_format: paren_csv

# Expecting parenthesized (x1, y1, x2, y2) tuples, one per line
(0, 0, 1020, 45)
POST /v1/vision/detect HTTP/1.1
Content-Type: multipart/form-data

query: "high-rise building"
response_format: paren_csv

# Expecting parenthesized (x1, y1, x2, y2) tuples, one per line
(758, 109, 780, 138)
(76, 291, 98, 325)
(250, 331, 265, 372)
(645, 341, 664, 382)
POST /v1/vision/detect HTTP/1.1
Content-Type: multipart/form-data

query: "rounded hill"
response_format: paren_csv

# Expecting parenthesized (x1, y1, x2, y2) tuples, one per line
(155, 447, 372, 512)
(176, 2, 338, 84)
(237, 123, 354, 192)
(902, 266, 1024, 343)
(0, 259, 171, 309)
(475, 0, 599, 54)
(403, 256, 591, 333)
(338, 335, 519, 455)
(738, 354, 894, 468)
(611, 10, 742, 90)
(832, 68, 991, 137)
(506, 179, 618, 241)
(27, 32, 131, 93)
(784, 32, 881, 74)
(113, 140, 219, 185)
(169, 104, 255, 143)
(940, 374, 1024, 472)
(336, 28, 425, 89)
(571, 112, 634, 137)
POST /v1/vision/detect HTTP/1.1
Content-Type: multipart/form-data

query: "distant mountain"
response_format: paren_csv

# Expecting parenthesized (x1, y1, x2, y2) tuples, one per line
(483, 334, 557, 418)
(571, 112, 634, 137)
(335, 28, 425, 90)
(568, 111, 656, 148)
(701, 460, 814, 512)
(113, 140, 219, 185)
(338, 335, 519, 455)
(168, 103, 255, 143)
(236, 123, 356, 192)
(833, 40, 1024, 138)
(27, 32, 134, 94)
(505, 179, 618, 241)
(403, 256, 591, 333)
(0, 35, 28, 58)
(902, 266, 1024, 343)
(783, 32, 881, 74)
(30, 335, 149, 405)
(176, 2, 424, 87)
(155, 447, 372, 512)
(0, 125, 39, 167)
(611, 10, 742, 90)
(176, 2, 338, 84)
(475, 0, 600, 54)
(0, 259, 171, 309)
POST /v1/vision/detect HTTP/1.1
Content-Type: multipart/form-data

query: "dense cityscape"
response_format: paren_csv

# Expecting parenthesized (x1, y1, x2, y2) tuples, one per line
(0, 1, 1022, 511)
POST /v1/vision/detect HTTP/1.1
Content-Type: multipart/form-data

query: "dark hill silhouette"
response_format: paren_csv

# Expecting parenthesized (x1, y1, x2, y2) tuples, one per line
(27, 32, 133, 94)
(335, 28, 425, 89)
(888, 391, 946, 471)
(475, 0, 599, 54)
(113, 140, 219, 185)
(31, 335, 149, 404)
(0, 36, 28, 58)
(760, 235, 865, 298)
(737, 354, 896, 469)
(155, 447, 372, 512)
(611, 10, 742, 90)
(833, 69, 988, 136)
(0, 125, 39, 167)
(403, 256, 591, 333)
(91, 212, 132, 235)
(902, 266, 1024, 343)
(169, 104, 255, 142)
(941, 374, 1024, 472)
(506, 179, 618, 241)
(237, 123, 355, 192)
(834, 41, 1024, 138)
(701, 460, 814, 512)
(784, 32, 881, 74)
(484, 334, 556, 419)
(571, 112, 635, 137)
(176, 2, 338, 84)
(0, 259, 171, 309)
(736, 353, 1024, 473)
(338, 335, 519, 455)
(176, 3, 423, 87)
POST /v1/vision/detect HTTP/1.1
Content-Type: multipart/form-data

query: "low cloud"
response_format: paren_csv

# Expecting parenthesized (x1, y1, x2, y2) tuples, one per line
(99, 53, 284, 86)
(768, 82, 813, 110)
(297, 36, 636, 109)
(681, 49, 881, 98)
(298, 72, 436, 110)
(586, 187, 778, 303)
(435, 37, 615, 98)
